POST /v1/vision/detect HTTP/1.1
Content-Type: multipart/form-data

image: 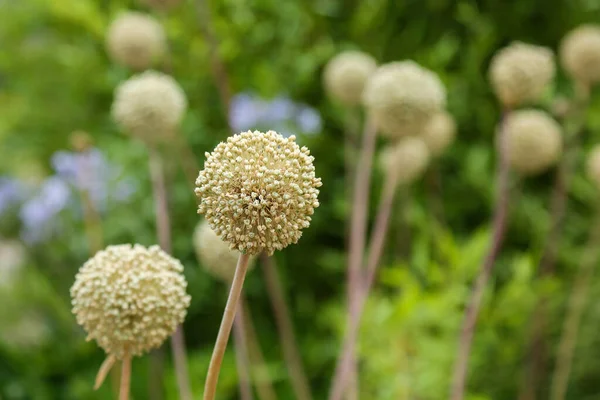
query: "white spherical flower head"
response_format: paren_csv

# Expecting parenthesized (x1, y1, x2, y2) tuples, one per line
(489, 42, 555, 107)
(363, 61, 446, 138)
(106, 12, 166, 71)
(193, 220, 255, 282)
(560, 25, 600, 85)
(586, 146, 600, 189)
(195, 130, 322, 256)
(112, 71, 187, 142)
(503, 110, 562, 176)
(421, 111, 457, 157)
(379, 137, 430, 185)
(324, 51, 377, 105)
(70, 244, 191, 359)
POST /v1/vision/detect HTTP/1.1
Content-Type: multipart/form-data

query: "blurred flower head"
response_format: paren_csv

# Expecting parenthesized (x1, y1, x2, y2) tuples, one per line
(363, 61, 446, 138)
(195, 130, 322, 255)
(560, 24, 600, 85)
(420, 111, 457, 157)
(379, 137, 430, 185)
(71, 244, 190, 359)
(489, 42, 555, 107)
(0, 177, 27, 216)
(324, 50, 377, 105)
(503, 109, 562, 176)
(106, 11, 166, 71)
(586, 145, 600, 189)
(193, 220, 255, 282)
(112, 71, 188, 143)
(0, 240, 26, 289)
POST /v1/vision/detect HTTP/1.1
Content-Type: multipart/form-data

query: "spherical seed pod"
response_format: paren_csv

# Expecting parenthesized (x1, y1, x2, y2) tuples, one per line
(106, 12, 166, 71)
(323, 51, 377, 106)
(70, 244, 190, 359)
(195, 130, 322, 256)
(420, 111, 457, 157)
(363, 61, 446, 138)
(560, 25, 600, 85)
(112, 71, 187, 142)
(193, 220, 255, 282)
(503, 110, 562, 176)
(586, 145, 600, 189)
(379, 137, 430, 185)
(138, 0, 182, 10)
(489, 42, 555, 108)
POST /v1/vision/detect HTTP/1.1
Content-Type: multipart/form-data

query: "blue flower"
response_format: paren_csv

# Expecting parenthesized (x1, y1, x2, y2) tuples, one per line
(0, 177, 27, 216)
(296, 105, 322, 135)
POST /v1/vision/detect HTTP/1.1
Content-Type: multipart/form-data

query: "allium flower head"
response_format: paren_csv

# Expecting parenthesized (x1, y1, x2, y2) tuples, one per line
(503, 110, 562, 176)
(379, 137, 430, 185)
(195, 130, 322, 256)
(489, 42, 555, 107)
(70, 244, 190, 359)
(363, 61, 446, 138)
(324, 51, 377, 105)
(586, 145, 600, 189)
(112, 71, 187, 142)
(193, 220, 255, 282)
(421, 111, 457, 157)
(106, 12, 166, 71)
(560, 25, 600, 85)
(138, 0, 182, 10)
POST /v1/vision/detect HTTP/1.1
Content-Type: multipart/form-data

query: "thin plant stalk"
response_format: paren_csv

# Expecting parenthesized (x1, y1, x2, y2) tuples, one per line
(260, 253, 313, 400)
(328, 170, 399, 398)
(204, 253, 252, 400)
(328, 117, 378, 400)
(550, 215, 600, 400)
(148, 147, 193, 400)
(450, 110, 512, 400)
(120, 355, 132, 400)
(518, 85, 590, 400)
(233, 304, 254, 400)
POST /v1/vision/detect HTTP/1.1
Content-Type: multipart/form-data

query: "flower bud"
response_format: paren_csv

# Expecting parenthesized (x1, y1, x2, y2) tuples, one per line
(324, 51, 377, 105)
(489, 42, 555, 107)
(560, 25, 600, 85)
(503, 110, 562, 176)
(363, 61, 446, 138)
(420, 111, 456, 157)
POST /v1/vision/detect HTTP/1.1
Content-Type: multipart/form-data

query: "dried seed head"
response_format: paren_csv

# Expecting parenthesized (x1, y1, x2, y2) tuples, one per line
(112, 71, 187, 142)
(106, 12, 166, 71)
(323, 51, 377, 105)
(560, 25, 600, 85)
(489, 42, 555, 107)
(379, 137, 430, 185)
(503, 110, 562, 176)
(193, 220, 255, 282)
(586, 145, 600, 189)
(195, 130, 322, 256)
(70, 244, 190, 359)
(363, 61, 446, 138)
(420, 111, 457, 157)
(138, 0, 182, 10)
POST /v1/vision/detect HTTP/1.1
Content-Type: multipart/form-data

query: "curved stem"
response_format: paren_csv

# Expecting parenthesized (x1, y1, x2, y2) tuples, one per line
(204, 253, 252, 400)
(94, 354, 117, 390)
(242, 299, 278, 400)
(450, 110, 512, 400)
(119, 355, 132, 400)
(260, 253, 313, 400)
(328, 118, 377, 400)
(550, 215, 600, 400)
(233, 303, 254, 400)
(148, 147, 193, 400)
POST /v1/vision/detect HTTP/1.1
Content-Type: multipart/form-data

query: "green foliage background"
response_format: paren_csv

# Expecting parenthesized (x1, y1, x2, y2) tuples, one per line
(3, 0, 600, 399)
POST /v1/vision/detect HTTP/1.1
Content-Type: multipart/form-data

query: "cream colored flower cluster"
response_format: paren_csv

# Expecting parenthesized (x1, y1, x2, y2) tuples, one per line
(489, 42, 555, 107)
(363, 61, 446, 138)
(112, 71, 187, 142)
(503, 110, 562, 176)
(194, 220, 255, 282)
(324, 51, 377, 106)
(421, 111, 456, 157)
(195, 130, 322, 256)
(379, 137, 430, 185)
(106, 12, 166, 71)
(560, 25, 600, 85)
(70, 244, 190, 359)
